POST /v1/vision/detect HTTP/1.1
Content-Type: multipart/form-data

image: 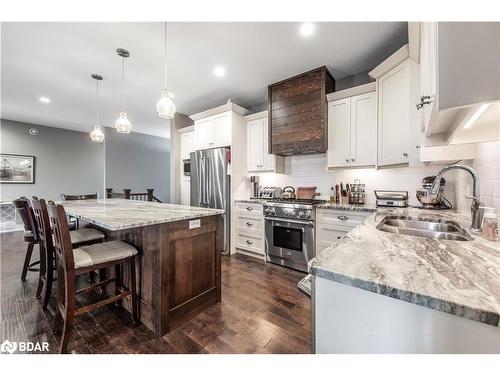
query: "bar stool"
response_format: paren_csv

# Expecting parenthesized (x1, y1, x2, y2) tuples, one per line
(47, 201, 138, 354)
(60, 193, 98, 230)
(13, 198, 43, 296)
(31, 196, 107, 311)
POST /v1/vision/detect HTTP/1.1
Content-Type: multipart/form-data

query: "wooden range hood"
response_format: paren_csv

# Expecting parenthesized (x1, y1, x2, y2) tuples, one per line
(268, 66, 335, 156)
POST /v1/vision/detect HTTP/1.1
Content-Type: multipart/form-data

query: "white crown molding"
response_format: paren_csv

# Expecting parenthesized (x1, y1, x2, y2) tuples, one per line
(189, 102, 250, 121)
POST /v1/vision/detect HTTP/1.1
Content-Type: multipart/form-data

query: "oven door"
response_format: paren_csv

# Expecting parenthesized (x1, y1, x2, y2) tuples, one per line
(264, 217, 315, 267)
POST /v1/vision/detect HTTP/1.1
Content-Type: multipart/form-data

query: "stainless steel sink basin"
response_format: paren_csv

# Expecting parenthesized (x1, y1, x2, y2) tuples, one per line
(376, 216, 473, 241)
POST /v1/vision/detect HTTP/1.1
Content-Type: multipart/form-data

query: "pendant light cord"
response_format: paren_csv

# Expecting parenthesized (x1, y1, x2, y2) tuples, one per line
(164, 22, 168, 91)
(121, 56, 125, 112)
(96, 79, 99, 126)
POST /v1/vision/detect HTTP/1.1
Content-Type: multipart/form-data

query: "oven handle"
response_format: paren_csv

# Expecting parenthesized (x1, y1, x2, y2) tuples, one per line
(264, 217, 314, 227)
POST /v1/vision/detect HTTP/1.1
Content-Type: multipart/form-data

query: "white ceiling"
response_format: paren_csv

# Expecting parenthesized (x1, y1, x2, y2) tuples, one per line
(1, 22, 408, 138)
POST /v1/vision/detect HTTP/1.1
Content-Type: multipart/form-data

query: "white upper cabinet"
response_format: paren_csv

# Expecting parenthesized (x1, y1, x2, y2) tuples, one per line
(350, 92, 377, 167)
(327, 91, 376, 169)
(247, 119, 263, 171)
(246, 114, 284, 173)
(194, 117, 214, 149)
(194, 112, 231, 150)
(327, 98, 351, 167)
(212, 112, 232, 147)
(419, 22, 500, 143)
(377, 61, 411, 166)
(180, 131, 195, 160)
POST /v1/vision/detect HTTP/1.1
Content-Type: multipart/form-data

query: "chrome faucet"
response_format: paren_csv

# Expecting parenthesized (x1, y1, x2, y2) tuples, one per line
(430, 164, 483, 232)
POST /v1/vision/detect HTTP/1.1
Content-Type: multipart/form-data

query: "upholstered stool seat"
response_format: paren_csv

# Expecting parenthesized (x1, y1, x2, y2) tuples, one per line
(73, 241, 138, 269)
(69, 228, 105, 245)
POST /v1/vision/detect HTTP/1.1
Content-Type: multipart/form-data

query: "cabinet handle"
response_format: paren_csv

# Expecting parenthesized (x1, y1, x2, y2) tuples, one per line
(246, 207, 253, 211)
(345, 159, 349, 163)
(351, 158, 355, 162)
(246, 222, 254, 227)
(403, 152, 408, 157)
(337, 236, 342, 240)
(246, 240, 253, 245)
(337, 215, 349, 221)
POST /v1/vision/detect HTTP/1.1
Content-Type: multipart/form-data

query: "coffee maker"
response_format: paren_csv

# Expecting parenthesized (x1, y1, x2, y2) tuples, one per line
(250, 176, 260, 198)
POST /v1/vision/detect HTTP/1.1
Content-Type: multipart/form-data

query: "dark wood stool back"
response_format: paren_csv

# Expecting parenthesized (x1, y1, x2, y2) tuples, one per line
(13, 197, 39, 243)
(13, 197, 42, 287)
(31, 196, 55, 311)
(60, 193, 98, 201)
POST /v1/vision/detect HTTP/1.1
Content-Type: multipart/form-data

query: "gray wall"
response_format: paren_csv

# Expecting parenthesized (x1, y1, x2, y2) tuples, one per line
(0, 119, 104, 201)
(0, 119, 171, 203)
(104, 128, 170, 203)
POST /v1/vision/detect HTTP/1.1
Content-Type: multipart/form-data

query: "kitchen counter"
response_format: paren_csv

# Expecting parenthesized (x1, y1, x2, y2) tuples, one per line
(60, 198, 224, 230)
(309, 207, 500, 327)
(316, 202, 377, 212)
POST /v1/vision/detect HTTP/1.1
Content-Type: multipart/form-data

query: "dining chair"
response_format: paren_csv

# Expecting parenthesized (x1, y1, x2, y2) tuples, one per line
(13, 197, 43, 296)
(32, 196, 107, 311)
(47, 201, 138, 354)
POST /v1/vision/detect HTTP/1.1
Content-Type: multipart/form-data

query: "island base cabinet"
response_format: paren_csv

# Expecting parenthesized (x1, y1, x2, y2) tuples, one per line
(104, 214, 223, 336)
(313, 276, 500, 354)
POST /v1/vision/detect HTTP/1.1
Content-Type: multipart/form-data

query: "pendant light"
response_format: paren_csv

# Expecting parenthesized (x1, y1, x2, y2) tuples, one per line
(90, 74, 105, 143)
(156, 22, 176, 119)
(115, 48, 132, 133)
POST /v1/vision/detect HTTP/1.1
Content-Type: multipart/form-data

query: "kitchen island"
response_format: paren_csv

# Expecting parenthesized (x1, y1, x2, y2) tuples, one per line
(61, 198, 225, 336)
(309, 207, 500, 353)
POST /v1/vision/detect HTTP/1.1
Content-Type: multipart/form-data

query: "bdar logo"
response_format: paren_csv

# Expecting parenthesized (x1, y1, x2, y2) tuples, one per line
(1, 340, 17, 354)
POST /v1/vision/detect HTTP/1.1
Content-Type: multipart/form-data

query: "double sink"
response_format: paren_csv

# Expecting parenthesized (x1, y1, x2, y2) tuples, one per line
(377, 216, 473, 241)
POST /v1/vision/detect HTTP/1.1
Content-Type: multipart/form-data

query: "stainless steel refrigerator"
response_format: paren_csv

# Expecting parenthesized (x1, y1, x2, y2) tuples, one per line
(190, 147, 230, 255)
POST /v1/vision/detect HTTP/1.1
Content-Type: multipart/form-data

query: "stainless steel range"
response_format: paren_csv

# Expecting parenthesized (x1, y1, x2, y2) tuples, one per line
(263, 199, 322, 272)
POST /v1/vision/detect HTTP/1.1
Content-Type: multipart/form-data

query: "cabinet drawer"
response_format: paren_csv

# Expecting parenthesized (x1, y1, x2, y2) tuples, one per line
(316, 209, 369, 228)
(235, 231, 264, 254)
(234, 202, 263, 216)
(236, 216, 263, 233)
(316, 224, 348, 254)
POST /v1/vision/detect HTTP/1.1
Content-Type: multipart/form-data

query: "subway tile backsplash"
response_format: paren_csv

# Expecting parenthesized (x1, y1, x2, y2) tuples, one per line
(253, 141, 500, 213)
(254, 153, 457, 207)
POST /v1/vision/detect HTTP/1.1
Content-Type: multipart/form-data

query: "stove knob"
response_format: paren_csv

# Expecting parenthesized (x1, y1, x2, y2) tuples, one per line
(297, 211, 305, 218)
(303, 211, 311, 219)
(265, 207, 275, 215)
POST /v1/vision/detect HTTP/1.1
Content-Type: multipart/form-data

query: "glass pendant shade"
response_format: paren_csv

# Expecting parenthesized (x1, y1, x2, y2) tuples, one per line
(115, 111, 132, 133)
(90, 125, 105, 143)
(156, 90, 176, 119)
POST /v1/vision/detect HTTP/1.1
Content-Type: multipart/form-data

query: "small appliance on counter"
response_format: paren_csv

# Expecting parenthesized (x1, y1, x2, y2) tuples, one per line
(249, 175, 260, 198)
(280, 186, 296, 199)
(415, 176, 452, 210)
(296, 186, 318, 200)
(374, 190, 409, 207)
(259, 186, 282, 199)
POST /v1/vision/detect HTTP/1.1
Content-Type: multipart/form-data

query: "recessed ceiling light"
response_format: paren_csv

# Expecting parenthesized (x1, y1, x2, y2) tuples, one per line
(39, 96, 51, 103)
(463, 103, 490, 129)
(214, 66, 226, 77)
(299, 23, 315, 37)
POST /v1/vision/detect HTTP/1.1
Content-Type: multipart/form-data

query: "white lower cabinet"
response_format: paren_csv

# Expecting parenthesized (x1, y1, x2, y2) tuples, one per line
(234, 202, 265, 258)
(316, 208, 372, 255)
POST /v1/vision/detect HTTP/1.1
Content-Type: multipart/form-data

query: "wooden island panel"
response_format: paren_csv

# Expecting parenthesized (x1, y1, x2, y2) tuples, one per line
(104, 214, 223, 336)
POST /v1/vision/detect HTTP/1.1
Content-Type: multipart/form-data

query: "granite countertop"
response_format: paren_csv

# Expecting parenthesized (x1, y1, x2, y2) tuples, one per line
(316, 202, 378, 212)
(59, 198, 224, 231)
(309, 207, 500, 327)
(234, 198, 377, 213)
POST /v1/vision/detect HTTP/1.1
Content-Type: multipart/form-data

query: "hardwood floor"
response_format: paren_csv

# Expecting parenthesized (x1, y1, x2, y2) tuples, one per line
(0, 231, 312, 354)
